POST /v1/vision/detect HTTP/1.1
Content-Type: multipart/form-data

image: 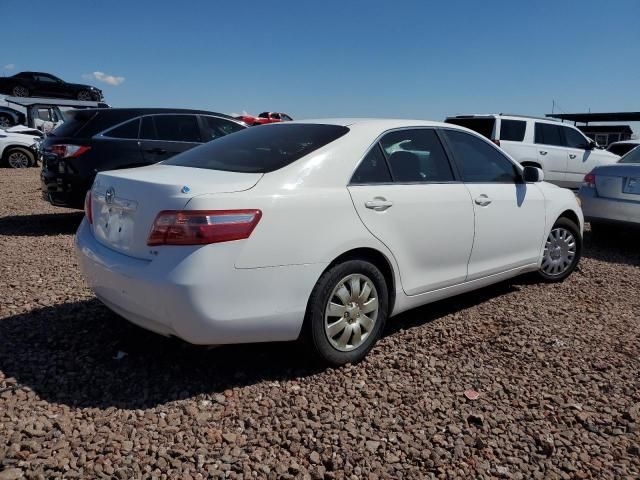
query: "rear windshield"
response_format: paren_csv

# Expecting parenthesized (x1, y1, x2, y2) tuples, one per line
(608, 143, 637, 157)
(49, 110, 97, 137)
(163, 123, 350, 173)
(445, 117, 495, 140)
(618, 146, 640, 164)
(49, 109, 138, 138)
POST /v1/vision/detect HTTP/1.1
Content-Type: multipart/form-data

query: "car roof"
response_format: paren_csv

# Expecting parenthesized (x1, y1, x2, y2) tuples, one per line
(447, 113, 562, 123)
(292, 118, 451, 129)
(71, 107, 238, 120)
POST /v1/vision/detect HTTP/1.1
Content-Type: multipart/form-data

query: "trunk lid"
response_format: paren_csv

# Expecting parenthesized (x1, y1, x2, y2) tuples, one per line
(90, 165, 263, 259)
(593, 164, 640, 201)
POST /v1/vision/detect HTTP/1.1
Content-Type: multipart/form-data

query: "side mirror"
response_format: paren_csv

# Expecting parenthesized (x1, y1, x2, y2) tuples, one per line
(586, 140, 596, 150)
(522, 166, 544, 183)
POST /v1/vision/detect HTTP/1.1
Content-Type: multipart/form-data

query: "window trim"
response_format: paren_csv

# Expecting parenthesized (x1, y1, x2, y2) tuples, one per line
(348, 127, 462, 186)
(439, 127, 525, 184)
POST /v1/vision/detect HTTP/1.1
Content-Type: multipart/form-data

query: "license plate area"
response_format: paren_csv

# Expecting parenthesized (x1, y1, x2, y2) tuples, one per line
(623, 177, 640, 195)
(93, 192, 139, 252)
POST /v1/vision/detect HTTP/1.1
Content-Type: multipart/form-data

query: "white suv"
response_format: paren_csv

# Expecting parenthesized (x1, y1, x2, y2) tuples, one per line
(445, 114, 619, 189)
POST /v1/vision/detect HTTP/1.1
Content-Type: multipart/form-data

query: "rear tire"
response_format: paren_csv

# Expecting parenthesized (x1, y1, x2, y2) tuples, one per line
(4, 147, 35, 168)
(304, 259, 388, 366)
(12, 85, 29, 97)
(538, 217, 581, 282)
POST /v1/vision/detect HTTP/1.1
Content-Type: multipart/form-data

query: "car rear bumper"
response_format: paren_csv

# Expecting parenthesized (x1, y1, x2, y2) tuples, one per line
(41, 167, 90, 209)
(579, 187, 640, 226)
(75, 219, 325, 345)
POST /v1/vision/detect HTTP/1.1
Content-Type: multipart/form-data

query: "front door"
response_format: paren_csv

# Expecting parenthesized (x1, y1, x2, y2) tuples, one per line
(348, 128, 475, 296)
(139, 114, 202, 163)
(442, 129, 546, 280)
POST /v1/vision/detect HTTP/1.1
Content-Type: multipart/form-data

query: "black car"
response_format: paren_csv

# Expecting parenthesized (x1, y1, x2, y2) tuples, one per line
(0, 72, 103, 101)
(41, 108, 247, 208)
(0, 106, 26, 128)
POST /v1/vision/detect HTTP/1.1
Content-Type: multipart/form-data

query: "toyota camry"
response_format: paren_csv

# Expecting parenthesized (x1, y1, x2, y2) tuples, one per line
(76, 119, 583, 365)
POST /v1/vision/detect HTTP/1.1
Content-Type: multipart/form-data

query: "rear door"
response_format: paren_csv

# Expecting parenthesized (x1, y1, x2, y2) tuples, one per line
(442, 129, 546, 279)
(562, 125, 605, 188)
(140, 114, 202, 163)
(348, 128, 475, 295)
(534, 122, 568, 186)
(94, 117, 145, 170)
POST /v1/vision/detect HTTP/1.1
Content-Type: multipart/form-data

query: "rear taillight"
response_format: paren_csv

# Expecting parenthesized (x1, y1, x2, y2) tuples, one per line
(147, 210, 262, 246)
(84, 191, 93, 224)
(583, 173, 596, 188)
(492, 139, 501, 147)
(48, 144, 91, 158)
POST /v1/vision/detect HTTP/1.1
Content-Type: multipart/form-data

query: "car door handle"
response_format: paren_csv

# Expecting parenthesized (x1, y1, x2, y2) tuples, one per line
(145, 148, 167, 154)
(474, 194, 492, 206)
(539, 150, 548, 156)
(569, 154, 577, 159)
(365, 197, 393, 211)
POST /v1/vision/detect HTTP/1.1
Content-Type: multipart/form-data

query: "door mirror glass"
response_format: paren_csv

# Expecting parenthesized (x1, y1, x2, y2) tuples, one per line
(522, 166, 543, 182)
(587, 140, 597, 150)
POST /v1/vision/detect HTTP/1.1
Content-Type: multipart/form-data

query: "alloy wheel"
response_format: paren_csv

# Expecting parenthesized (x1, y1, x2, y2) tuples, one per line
(12, 86, 29, 97)
(541, 227, 577, 276)
(324, 273, 379, 352)
(7, 151, 31, 168)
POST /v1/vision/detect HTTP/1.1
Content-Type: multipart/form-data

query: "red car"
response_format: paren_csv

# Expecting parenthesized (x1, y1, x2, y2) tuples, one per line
(237, 112, 293, 126)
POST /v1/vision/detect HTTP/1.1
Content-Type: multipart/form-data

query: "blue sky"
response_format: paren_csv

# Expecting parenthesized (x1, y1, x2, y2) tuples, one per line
(2, 0, 639, 131)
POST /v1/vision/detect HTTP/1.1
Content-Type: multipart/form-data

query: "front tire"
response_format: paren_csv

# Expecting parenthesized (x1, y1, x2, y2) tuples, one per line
(304, 260, 388, 366)
(12, 85, 29, 97)
(4, 147, 35, 168)
(538, 217, 581, 282)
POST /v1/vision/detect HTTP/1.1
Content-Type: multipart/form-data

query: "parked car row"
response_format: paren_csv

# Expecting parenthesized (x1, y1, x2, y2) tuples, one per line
(236, 111, 293, 126)
(445, 114, 619, 190)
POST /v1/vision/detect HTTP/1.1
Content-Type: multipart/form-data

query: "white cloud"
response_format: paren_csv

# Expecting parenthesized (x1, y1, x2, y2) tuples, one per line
(82, 71, 125, 86)
(3, 64, 15, 70)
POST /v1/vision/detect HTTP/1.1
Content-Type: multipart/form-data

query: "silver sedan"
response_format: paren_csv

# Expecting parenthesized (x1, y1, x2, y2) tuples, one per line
(579, 145, 640, 233)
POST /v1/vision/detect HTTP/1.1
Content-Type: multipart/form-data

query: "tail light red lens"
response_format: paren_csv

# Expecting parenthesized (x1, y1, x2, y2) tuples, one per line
(147, 210, 262, 246)
(84, 191, 93, 224)
(583, 173, 596, 188)
(48, 144, 91, 158)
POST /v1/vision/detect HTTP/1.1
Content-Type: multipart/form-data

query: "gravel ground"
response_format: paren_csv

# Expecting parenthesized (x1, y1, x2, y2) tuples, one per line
(1, 168, 639, 479)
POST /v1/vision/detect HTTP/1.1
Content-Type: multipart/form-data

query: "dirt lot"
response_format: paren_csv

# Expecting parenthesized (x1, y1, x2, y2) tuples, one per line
(0, 168, 639, 479)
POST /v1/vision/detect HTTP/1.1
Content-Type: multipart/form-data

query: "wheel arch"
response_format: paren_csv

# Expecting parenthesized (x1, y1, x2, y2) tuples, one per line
(3, 145, 35, 166)
(324, 247, 397, 314)
(557, 209, 581, 231)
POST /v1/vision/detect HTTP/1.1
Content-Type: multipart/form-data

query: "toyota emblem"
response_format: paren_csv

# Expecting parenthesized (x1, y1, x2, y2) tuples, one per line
(105, 187, 115, 205)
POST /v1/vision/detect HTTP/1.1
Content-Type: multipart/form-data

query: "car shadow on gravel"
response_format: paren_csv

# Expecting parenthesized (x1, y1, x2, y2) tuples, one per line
(582, 229, 640, 267)
(0, 212, 84, 237)
(0, 280, 525, 410)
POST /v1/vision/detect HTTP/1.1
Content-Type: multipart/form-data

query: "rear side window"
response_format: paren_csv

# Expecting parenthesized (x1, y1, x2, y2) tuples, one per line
(445, 117, 495, 140)
(104, 118, 140, 139)
(351, 145, 392, 184)
(534, 123, 564, 146)
(154, 115, 201, 142)
(164, 124, 349, 173)
(444, 129, 520, 183)
(500, 120, 526, 142)
(618, 146, 640, 164)
(380, 129, 454, 182)
(609, 143, 637, 156)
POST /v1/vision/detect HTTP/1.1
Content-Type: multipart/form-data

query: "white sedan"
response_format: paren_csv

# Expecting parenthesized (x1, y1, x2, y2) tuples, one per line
(76, 119, 583, 365)
(0, 125, 42, 168)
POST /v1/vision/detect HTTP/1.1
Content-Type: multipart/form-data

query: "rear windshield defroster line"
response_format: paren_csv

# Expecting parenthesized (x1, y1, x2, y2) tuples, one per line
(163, 124, 350, 173)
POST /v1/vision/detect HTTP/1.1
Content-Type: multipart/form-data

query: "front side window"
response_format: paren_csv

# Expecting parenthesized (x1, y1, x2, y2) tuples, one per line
(201, 116, 245, 141)
(444, 129, 520, 183)
(36, 74, 58, 83)
(271, 113, 281, 120)
(154, 115, 201, 142)
(379, 129, 454, 183)
(534, 123, 564, 147)
(164, 123, 349, 173)
(563, 127, 589, 149)
(351, 144, 392, 184)
(258, 112, 269, 118)
(500, 120, 526, 142)
(105, 118, 140, 139)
